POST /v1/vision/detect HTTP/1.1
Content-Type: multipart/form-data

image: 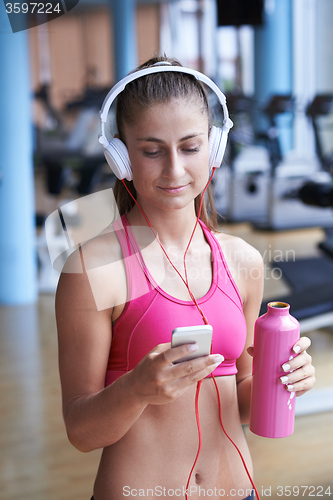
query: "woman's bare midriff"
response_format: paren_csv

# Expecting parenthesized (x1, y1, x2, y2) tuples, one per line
(93, 375, 253, 500)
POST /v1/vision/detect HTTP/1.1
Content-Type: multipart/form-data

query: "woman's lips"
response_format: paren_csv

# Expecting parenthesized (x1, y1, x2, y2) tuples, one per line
(158, 184, 188, 194)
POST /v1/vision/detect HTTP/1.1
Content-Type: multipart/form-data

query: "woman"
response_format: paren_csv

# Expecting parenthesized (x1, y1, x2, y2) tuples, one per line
(55, 56, 315, 500)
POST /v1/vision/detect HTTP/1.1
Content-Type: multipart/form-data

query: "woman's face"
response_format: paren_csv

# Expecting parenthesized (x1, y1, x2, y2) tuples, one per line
(123, 98, 210, 215)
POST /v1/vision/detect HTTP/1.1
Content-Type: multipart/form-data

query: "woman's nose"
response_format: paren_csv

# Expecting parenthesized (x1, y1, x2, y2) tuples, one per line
(163, 150, 185, 179)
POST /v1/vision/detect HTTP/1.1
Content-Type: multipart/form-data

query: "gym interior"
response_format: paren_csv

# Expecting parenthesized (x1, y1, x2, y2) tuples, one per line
(0, 0, 332, 498)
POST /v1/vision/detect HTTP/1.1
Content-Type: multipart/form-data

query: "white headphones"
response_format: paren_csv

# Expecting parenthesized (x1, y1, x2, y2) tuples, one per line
(98, 63, 233, 181)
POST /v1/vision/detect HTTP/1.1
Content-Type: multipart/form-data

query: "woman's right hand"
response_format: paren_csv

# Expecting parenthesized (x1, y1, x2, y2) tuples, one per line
(124, 343, 224, 405)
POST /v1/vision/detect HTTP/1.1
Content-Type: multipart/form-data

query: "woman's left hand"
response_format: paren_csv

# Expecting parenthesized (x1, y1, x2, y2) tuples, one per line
(247, 336, 316, 397)
(279, 336, 316, 397)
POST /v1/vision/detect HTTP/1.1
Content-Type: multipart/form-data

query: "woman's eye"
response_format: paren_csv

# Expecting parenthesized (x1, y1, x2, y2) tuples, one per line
(183, 147, 199, 153)
(143, 151, 160, 157)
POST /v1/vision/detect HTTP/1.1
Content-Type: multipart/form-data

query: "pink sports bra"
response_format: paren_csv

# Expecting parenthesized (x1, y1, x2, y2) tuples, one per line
(105, 215, 247, 386)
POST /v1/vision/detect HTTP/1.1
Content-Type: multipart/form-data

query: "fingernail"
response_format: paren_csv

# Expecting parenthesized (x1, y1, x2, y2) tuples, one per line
(282, 363, 291, 372)
(280, 376, 289, 384)
(213, 355, 224, 365)
(287, 384, 294, 391)
(293, 345, 301, 354)
(188, 343, 198, 352)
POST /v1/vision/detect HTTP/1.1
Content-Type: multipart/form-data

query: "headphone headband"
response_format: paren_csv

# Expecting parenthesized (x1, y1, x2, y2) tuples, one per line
(98, 64, 233, 180)
(99, 65, 233, 132)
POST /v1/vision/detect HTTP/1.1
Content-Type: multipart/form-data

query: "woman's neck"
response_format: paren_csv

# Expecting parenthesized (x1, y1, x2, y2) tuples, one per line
(126, 203, 202, 252)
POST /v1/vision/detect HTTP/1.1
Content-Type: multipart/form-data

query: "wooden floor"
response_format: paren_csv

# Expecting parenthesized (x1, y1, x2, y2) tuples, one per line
(1, 204, 333, 499)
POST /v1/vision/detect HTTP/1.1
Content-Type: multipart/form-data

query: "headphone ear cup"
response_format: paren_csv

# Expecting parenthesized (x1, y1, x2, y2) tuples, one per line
(103, 138, 132, 181)
(208, 125, 228, 170)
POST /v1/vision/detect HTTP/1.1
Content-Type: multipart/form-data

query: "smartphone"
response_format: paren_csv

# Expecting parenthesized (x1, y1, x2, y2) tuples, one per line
(171, 324, 213, 363)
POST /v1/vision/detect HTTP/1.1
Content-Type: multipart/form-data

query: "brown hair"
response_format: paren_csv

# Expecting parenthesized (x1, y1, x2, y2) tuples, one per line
(113, 54, 218, 231)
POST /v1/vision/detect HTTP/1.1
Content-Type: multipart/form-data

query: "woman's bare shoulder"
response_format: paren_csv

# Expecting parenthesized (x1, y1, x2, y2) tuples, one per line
(214, 230, 264, 302)
(215, 230, 263, 266)
(56, 223, 126, 312)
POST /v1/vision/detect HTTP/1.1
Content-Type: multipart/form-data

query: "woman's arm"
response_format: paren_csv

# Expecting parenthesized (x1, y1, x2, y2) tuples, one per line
(56, 257, 149, 452)
(234, 242, 264, 424)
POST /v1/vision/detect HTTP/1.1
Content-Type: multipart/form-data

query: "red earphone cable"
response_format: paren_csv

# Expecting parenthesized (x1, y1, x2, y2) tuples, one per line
(185, 379, 202, 498)
(211, 373, 260, 500)
(120, 173, 259, 500)
(120, 171, 215, 324)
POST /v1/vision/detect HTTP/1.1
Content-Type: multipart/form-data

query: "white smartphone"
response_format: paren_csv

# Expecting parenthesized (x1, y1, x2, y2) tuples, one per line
(171, 324, 213, 363)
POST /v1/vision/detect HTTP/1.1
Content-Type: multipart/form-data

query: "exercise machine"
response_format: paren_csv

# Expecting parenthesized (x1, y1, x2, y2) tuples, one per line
(262, 95, 333, 329)
(211, 93, 272, 223)
(253, 94, 333, 230)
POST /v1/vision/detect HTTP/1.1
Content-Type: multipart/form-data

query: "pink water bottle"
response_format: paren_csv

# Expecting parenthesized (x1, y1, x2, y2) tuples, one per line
(250, 301, 300, 438)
